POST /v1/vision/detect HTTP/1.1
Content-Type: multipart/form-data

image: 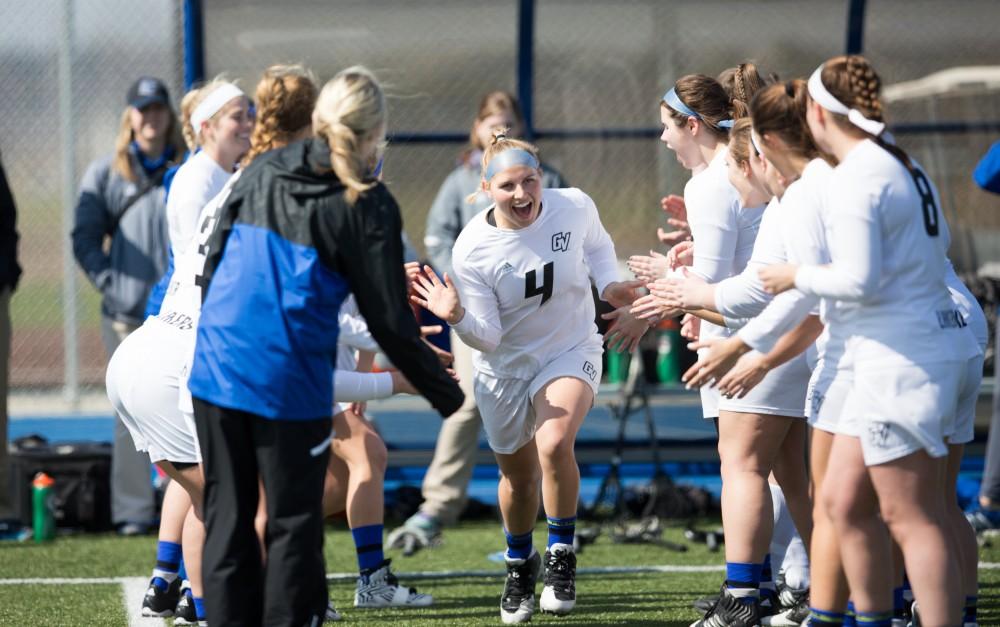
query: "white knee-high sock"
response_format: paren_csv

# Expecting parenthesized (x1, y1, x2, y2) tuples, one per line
(768, 482, 810, 589)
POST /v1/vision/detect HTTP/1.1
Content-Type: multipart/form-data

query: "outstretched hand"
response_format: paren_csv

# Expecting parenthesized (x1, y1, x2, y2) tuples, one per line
(681, 335, 751, 389)
(647, 270, 710, 312)
(410, 265, 464, 324)
(628, 251, 670, 283)
(602, 305, 650, 354)
(657, 195, 691, 246)
(602, 280, 644, 309)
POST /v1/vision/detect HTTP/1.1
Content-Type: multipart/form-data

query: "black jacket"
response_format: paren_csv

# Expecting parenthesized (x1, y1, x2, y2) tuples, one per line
(188, 138, 464, 419)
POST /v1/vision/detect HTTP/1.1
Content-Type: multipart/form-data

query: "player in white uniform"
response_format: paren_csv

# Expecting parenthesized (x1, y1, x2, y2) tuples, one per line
(168, 80, 251, 259)
(639, 116, 816, 627)
(756, 56, 981, 627)
(411, 132, 643, 624)
(107, 77, 251, 625)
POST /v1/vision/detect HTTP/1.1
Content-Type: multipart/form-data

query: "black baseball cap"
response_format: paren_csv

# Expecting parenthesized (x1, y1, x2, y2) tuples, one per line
(127, 76, 170, 109)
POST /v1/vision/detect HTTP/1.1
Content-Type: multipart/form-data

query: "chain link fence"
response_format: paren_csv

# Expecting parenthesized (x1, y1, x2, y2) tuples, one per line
(1, 0, 999, 393)
(0, 0, 183, 393)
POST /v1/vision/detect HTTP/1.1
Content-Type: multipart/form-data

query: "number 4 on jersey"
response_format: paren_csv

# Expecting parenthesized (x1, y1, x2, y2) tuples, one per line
(525, 261, 554, 306)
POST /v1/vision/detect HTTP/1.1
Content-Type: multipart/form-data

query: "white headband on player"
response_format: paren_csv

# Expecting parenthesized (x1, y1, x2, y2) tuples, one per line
(190, 83, 244, 139)
(807, 65, 885, 137)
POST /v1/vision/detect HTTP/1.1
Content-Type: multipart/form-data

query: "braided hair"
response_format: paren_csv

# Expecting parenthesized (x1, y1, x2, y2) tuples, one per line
(242, 64, 318, 167)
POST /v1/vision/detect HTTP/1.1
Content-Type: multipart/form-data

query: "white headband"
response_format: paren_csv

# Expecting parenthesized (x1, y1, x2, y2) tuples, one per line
(807, 65, 885, 137)
(191, 83, 244, 139)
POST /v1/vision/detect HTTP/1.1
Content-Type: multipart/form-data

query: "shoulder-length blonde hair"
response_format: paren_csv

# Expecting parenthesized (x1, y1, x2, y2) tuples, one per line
(312, 66, 387, 204)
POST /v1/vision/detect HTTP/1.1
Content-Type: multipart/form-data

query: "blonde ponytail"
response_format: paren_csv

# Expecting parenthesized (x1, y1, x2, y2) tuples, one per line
(312, 66, 386, 204)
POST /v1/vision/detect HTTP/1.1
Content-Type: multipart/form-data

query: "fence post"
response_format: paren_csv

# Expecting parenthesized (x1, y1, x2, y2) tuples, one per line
(59, 0, 79, 406)
(184, 0, 205, 90)
(517, 0, 535, 140)
(845, 0, 867, 54)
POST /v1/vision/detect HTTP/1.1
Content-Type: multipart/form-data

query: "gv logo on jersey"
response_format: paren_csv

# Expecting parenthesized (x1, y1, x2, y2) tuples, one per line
(582, 360, 597, 382)
(551, 232, 571, 252)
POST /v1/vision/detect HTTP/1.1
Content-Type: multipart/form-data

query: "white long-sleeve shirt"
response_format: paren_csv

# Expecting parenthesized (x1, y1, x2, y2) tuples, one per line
(736, 159, 833, 356)
(451, 188, 618, 379)
(714, 197, 784, 327)
(686, 149, 764, 343)
(166, 151, 231, 259)
(794, 140, 979, 367)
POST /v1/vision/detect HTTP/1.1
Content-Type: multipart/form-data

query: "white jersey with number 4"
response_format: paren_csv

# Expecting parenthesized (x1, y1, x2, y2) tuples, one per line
(451, 187, 619, 380)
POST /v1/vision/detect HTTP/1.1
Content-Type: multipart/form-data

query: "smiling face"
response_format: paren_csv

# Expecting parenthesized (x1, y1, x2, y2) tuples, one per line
(483, 164, 543, 229)
(203, 95, 254, 168)
(659, 106, 699, 171)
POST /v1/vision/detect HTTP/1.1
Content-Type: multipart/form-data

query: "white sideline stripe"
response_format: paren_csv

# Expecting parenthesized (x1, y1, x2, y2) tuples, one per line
(4, 561, 1000, 587)
(121, 577, 167, 627)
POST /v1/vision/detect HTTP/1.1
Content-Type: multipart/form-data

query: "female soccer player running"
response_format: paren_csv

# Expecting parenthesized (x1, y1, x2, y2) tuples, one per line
(411, 131, 643, 624)
(757, 56, 981, 627)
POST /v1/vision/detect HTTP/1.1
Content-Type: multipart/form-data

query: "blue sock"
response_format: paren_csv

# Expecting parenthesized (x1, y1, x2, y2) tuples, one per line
(351, 524, 384, 573)
(546, 516, 575, 548)
(965, 595, 977, 623)
(844, 601, 857, 627)
(809, 608, 847, 625)
(193, 597, 206, 621)
(177, 557, 187, 582)
(726, 562, 762, 605)
(760, 555, 777, 601)
(853, 610, 892, 627)
(151, 540, 182, 590)
(504, 528, 533, 561)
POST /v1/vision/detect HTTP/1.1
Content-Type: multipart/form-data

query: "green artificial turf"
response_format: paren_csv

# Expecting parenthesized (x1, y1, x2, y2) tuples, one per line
(1, 519, 998, 626)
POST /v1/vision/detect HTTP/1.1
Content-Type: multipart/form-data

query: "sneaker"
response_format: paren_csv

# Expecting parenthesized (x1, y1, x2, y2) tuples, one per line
(386, 512, 443, 557)
(692, 592, 720, 615)
(689, 584, 760, 627)
(173, 585, 198, 625)
(325, 600, 342, 622)
(965, 508, 1000, 535)
(539, 543, 576, 615)
(501, 550, 542, 625)
(140, 577, 181, 617)
(762, 586, 809, 626)
(354, 559, 433, 608)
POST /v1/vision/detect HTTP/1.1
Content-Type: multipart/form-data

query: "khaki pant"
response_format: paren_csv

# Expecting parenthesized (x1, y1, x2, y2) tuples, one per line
(101, 317, 156, 526)
(0, 288, 11, 519)
(419, 330, 483, 524)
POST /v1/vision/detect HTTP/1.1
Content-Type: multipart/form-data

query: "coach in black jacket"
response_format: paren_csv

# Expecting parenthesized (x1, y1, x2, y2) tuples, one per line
(187, 68, 463, 627)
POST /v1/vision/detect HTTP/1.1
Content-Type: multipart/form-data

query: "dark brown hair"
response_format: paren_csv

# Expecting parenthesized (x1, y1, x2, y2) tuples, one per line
(750, 79, 824, 163)
(664, 74, 743, 138)
(718, 61, 769, 111)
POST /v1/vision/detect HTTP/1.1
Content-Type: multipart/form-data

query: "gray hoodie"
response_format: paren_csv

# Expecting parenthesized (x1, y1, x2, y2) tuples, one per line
(71, 153, 169, 325)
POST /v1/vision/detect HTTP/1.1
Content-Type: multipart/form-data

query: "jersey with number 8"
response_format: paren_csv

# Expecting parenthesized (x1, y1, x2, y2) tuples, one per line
(450, 187, 619, 380)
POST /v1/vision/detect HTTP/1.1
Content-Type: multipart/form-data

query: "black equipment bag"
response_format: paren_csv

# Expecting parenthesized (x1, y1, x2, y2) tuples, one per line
(9, 435, 113, 532)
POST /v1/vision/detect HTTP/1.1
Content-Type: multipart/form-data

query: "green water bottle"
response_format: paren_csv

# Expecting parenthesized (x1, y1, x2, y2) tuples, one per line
(655, 320, 681, 384)
(32, 472, 56, 543)
(605, 348, 631, 384)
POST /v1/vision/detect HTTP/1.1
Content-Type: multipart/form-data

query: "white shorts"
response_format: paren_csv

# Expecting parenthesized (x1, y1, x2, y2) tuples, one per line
(475, 346, 602, 455)
(839, 361, 963, 466)
(718, 350, 810, 418)
(805, 361, 852, 434)
(105, 319, 201, 464)
(946, 354, 983, 445)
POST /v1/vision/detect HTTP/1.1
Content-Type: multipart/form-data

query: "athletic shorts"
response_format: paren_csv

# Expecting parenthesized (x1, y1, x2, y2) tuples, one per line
(718, 350, 810, 418)
(106, 319, 201, 464)
(946, 354, 983, 445)
(839, 360, 963, 466)
(805, 361, 852, 434)
(475, 345, 602, 455)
